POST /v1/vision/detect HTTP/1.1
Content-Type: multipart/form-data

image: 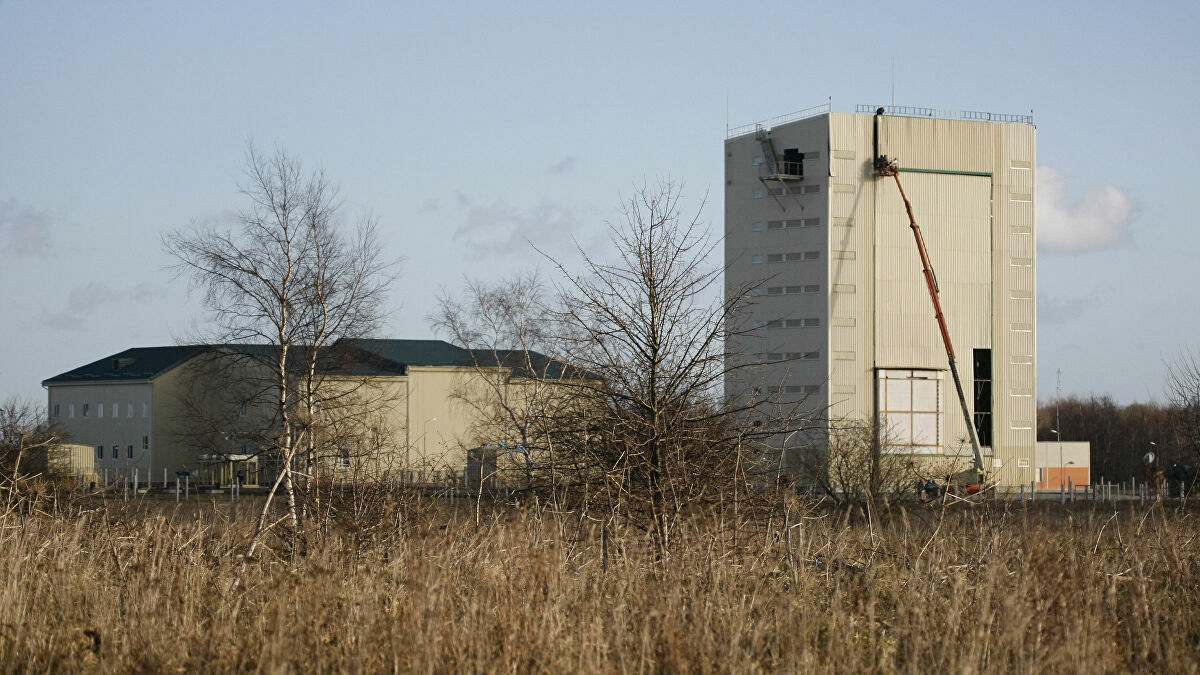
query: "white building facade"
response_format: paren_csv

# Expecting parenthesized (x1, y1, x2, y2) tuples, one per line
(725, 104, 1037, 487)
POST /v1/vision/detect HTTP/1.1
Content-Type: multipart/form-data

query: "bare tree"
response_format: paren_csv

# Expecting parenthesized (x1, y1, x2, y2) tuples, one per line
(1166, 348, 1200, 468)
(796, 416, 941, 507)
(539, 180, 808, 555)
(0, 398, 61, 510)
(431, 272, 579, 493)
(164, 145, 396, 572)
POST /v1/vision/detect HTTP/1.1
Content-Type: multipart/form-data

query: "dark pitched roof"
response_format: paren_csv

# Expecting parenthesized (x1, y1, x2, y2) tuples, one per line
(44, 339, 577, 386)
(42, 346, 209, 385)
(344, 339, 581, 379)
(342, 339, 477, 369)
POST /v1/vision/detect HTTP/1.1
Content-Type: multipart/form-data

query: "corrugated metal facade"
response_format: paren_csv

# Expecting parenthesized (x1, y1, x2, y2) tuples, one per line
(726, 110, 1037, 486)
(724, 115, 832, 433)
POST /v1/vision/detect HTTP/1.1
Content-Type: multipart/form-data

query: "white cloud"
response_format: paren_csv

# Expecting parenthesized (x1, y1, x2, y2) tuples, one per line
(452, 195, 593, 260)
(1036, 166, 1132, 252)
(42, 281, 167, 331)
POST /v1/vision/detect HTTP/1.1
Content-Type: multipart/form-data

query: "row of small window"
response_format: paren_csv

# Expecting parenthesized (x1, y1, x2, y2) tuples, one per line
(752, 218, 819, 231)
(753, 185, 820, 198)
(755, 385, 819, 396)
(752, 352, 820, 362)
(55, 402, 148, 420)
(755, 318, 820, 329)
(95, 436, 150, 460)
(755, 284, 819, 296)
(751, 251, 820, 264)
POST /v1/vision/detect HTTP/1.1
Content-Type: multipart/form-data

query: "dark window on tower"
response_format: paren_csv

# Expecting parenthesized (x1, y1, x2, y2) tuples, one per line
(781, 148, 805, 177)
(973, 348, 993, 447)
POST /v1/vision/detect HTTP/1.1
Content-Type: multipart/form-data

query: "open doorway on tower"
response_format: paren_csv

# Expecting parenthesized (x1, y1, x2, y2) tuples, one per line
(973, 348, 993, 448)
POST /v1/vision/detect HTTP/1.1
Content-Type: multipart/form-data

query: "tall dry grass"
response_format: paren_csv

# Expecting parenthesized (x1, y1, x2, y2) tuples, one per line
(0, 494, 1197, 673)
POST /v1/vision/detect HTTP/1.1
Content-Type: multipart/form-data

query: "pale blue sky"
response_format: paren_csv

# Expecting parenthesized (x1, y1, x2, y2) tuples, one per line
(2, 1, 1197, 404)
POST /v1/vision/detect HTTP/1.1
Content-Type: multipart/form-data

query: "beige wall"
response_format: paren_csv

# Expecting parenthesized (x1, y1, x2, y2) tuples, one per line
(48, 382, 155, 483)
(726, 111, 1037, 487)
(1035, 441, 1090, 489)
(49, 356, 562, 486)
(724, 113, 831, 458)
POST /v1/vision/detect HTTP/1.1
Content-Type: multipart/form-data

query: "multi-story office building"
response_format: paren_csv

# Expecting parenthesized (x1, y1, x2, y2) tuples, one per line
(725, 103, 1037, 487)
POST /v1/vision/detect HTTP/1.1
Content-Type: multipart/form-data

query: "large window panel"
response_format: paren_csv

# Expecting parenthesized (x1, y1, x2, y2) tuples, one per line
(878, 369, 944, 454)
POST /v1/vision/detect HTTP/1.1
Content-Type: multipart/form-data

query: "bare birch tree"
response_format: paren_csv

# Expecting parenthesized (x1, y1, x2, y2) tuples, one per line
(165, 145, 395, 572)
(431, 272, 577, 492)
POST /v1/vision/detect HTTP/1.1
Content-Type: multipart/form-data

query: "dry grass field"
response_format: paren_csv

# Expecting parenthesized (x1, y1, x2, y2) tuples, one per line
(0, 493, 1197, 673)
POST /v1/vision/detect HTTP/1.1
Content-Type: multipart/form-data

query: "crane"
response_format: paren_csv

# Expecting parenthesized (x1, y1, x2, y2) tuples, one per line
(873, 110, 987, 492)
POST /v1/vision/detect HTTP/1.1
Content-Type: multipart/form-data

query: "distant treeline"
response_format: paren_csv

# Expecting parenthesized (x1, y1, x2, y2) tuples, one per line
(1036, 395, 1196, 484)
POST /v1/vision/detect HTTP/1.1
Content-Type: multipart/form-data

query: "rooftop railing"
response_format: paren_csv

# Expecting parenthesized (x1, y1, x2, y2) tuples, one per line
(855, 104, 1034, 125)
(726, 103, 832, 139)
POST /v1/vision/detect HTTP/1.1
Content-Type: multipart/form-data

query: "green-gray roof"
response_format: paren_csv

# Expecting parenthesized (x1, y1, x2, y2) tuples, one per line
(42, 346, 210, 384)
(44, 339, 572, 386)
(345, 339, 476, 368)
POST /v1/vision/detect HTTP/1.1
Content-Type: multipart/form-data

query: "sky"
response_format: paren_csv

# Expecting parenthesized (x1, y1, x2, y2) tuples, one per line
(1, 1, 1198, 406)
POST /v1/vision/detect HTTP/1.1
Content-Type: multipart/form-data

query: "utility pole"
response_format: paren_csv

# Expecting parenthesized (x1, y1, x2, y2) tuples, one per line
(1057, 369, 1063, 490)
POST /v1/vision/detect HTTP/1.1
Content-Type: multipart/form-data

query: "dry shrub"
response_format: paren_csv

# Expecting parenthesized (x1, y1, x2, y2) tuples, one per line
(0, 494, 1197, 673)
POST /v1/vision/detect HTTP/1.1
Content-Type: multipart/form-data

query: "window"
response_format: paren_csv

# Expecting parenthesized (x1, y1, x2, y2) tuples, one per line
(69, 404, 75, 419)
(752, 156, 764, 166)
(142, 402, 148, 418)
(239, 401, 248, 418)
(767, 218, 819, 230)
(751, 221, 764, 232)
(82, 404, 89, 418)
(780, 148, 804, 177)
(126, 444, 133, 459)
(95, 445, 103, 461)
(799, 184, 820, 194)
(111, 403, 118, 418)
(142, 435, 149, 450)
(1038, 467, 1044, 483)
(112, 445, 119, 459)
(786, 318, 819, 328)
(973, 348, 993, 447)
(751, 255, 763, 264)
(753, 187, 764, 199)
(766, 251, 819, 263)
(766, 284, 820, 295)
(766, 318, 820, 329)
(53, 404, 60, 418)
(127, 402, 133, 418)
(768, 384, 817, 396)
(754, 352, 820, 362)
(97, 404, 103, 419)
(877, 369, 944, 454)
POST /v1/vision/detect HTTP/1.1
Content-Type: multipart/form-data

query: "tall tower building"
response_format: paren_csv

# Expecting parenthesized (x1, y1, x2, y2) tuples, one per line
(725, 104, 1037, 487)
